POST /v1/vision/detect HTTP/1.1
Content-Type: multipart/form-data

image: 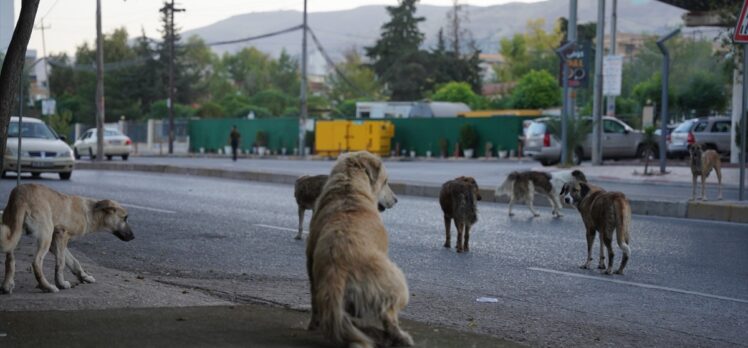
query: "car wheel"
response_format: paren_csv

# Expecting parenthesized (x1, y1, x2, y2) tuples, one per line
(74, 148, 81, 160)
(106, 155, 113, 161)
(539, 159, 552, 166)
(122, 154, 129, 161)
(31, 172, 41, 179)
(1, 171, 8, 179)
(59, 172, 72, 180)
(573, 147, 583, 165)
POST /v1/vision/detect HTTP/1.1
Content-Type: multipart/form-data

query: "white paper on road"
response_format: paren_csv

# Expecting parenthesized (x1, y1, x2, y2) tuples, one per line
(476, 297, 499, 303)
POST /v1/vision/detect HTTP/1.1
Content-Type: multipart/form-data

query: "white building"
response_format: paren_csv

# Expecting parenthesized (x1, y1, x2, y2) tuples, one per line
(0, 0, 13, 54)
(355, 101, 471, 119)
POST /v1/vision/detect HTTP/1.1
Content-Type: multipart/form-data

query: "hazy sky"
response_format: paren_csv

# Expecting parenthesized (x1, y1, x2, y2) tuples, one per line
(14, 0, 542, 57)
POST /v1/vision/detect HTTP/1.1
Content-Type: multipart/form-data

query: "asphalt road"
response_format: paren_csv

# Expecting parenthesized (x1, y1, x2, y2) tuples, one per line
(117, 156, 742, 201)
(1, 171, 746, 347)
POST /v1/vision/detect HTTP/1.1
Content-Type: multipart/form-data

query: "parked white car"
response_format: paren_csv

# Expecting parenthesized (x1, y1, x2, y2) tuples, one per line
(2, 116, 75, 180)
(73, 128, 132, 160)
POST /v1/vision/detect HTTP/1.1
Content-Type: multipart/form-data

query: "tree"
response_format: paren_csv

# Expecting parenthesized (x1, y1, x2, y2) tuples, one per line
(250, 89, 292, 116)
(0, 0, 41, 172)
(326, 48, 381, 104)
(677, 71, 727, 117)
(47, 111, 73, 141)
(511, 70, 560, 109)
(269, 49, 300, 96)
(365, 0, 426, 100)
(497, 19, 563, 82)
(445, 0, 471, 55)
(196, 101, 225, 118)
(431, 81, 484, 109)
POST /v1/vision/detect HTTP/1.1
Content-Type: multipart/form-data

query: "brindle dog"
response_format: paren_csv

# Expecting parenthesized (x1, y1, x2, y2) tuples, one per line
(439, 176, 482, 253)
(688, 144, 722, 201)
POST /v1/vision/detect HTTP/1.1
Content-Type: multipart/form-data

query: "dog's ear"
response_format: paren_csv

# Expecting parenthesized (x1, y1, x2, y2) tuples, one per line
(578, 182, 590, 198)
(571, 170, 587, 183)
(94, 200, 119, 214)
(349, 152, 382, 185)
(560, 183, 569, 196)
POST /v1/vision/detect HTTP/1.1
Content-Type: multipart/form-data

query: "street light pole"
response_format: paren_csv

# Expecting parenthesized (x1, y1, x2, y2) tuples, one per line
(298, 0, 308, 157)
(591, 0, 605, 165)
(740, 43, 747, 200)
(95, 0, 105, 162)
(606, 0, 617, 116)
(656, 28, 679, 174)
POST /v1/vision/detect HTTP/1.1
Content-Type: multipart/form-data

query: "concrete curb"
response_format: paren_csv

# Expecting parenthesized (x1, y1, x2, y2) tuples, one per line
(75, 162, 745, 224)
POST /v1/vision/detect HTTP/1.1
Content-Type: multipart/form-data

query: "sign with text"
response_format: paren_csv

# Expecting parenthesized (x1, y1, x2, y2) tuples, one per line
(558, 42, 591, 88)
(603, 55, 623, 96)
(735, 0, 748, 43)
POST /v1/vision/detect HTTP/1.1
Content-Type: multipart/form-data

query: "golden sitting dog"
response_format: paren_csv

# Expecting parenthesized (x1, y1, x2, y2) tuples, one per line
(1, 184, 133, 294)
(306, 151, 412, 348)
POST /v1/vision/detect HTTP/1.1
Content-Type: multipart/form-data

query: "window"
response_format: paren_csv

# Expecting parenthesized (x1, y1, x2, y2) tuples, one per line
(673, 120, 695, 133)
(711, 121, 730, 133)
(7, 122, 57, 140)
(603, 120, 626, 134)
(693, 122, 708, 132)
(105, 130, 123, 136)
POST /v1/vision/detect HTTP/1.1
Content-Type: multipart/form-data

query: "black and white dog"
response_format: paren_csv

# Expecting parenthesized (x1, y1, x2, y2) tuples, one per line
(496, 170, 587, 217)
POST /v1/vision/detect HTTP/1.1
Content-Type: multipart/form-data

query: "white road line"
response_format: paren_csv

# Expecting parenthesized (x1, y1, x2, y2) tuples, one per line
(120, 203, 177, 214)
(529, 267, 748, 304)
(255, 224, 300, 233)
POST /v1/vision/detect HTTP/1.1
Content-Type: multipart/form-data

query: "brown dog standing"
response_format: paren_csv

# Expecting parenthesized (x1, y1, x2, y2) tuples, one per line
(561, 181, 631, 275)
(689, 144, 722, 201)
(293, 174, 328, 240)
(439, 176, 481, 253)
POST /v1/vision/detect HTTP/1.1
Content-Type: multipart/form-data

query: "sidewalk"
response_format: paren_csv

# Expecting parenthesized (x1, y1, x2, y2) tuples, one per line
(0, 240, 521, 348)
(75, 157, 748, 223)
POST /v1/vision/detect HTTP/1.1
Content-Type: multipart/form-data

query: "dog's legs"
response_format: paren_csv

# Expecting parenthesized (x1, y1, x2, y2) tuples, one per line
(382, 307, 414, 347)
(463, 223, 471, 252)
(295, 206, 305, 240)
(614, 237, 630, 275)
(700, 173, 707, 201)
(443, 215, 451, 248)
(51, 230, 72, 290)
(601, 230, 615, 275)
(526, 196, 540, 217)
(32, 234, 59, 293)
(580, 228, 595, 269)
(1, 251, 15, 294)
(508, 195, 515, 216)
(64, 249, 95, 284)
(455, 221, 464, 253)
(597, 233, 606, 270)
(691, 175, 697, 200)
(716, 165, 723, 200)
(548, 195, 562, 218)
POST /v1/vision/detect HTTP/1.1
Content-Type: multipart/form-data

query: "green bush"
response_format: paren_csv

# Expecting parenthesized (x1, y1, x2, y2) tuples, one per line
(511, 70, 561, 109)
(459, 124, 478, 150)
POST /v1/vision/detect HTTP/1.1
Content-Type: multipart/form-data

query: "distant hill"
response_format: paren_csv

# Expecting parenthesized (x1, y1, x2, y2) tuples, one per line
(183, 0, 685, 73)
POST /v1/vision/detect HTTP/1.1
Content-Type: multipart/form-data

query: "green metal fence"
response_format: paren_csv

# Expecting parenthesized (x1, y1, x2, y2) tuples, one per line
(189, 118, 299, 153)
(188, 116, 531, 156)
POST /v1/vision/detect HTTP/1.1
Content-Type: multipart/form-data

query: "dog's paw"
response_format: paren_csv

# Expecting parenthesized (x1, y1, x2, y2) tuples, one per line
(579, 264, 590, 270)
(613, 269, 624, 275)
(42, 285, 60, 293)
(597, 264, 606, 270)
(56, 280, 72, 289)
(508, 212, 515, 217)
(294, 235, 302, 240)
(603, 269, 613, 275)
(394, 331, 415, 346)
(80, 274, 96, 284)
(307, 318, 319, 331)
(1, 281, 14, 294)
(456, 248, 463, 253)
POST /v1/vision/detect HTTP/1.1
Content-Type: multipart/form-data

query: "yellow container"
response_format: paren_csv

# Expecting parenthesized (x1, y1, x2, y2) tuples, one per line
(315, 120, 394, 156)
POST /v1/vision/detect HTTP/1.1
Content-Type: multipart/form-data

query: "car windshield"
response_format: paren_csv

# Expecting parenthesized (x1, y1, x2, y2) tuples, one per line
(7, 121, 58, 140)
(527, 122, 546, 137)
(673, 120, 695, 133)
(105, 129, 123, 136)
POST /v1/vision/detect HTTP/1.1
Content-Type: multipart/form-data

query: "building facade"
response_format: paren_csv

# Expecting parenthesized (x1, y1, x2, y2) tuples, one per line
(0, 0, 13, 54)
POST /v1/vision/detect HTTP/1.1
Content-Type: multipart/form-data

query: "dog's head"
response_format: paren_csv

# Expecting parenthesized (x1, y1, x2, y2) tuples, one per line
(456, 176, 481, 201)
(560, 181, 591, 206)
(341, 151, 397, 212)
(688, 143, 703, 161)
(94, 200, 134, 241)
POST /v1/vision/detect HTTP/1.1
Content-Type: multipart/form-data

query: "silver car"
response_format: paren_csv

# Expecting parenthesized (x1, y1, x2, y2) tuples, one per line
(2, 117, 75, 180)
(523, 116, 649, 166)
(667, 116, 731, 158)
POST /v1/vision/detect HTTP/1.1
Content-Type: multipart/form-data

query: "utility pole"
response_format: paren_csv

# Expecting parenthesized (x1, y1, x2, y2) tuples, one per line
(95, 0, 105, 161)
(591, 0, 605, 165)
(161, 0, 185, 155)
(606, 0, 617, 116)
(656, 29, 679, 174)
(298, 0, 308, 157)
(35, 19, 51, 97)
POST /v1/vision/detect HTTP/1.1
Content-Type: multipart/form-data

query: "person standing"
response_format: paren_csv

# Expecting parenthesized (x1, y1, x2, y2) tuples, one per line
(229, 125, 241, 161)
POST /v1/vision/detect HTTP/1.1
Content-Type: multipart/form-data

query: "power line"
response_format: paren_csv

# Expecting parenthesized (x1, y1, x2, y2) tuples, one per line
(207, 25, 304, 46)
(307, 26, 367, 98)
(42, 0, 62, 19)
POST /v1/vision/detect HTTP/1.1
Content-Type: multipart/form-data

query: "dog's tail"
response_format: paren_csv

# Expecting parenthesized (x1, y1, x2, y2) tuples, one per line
(316, 265, 374, 347)
(615, 198, 632, 254)
(495, 172, 518, 198)
(0, 199, 27, 254)
(465, 189, 478, 225)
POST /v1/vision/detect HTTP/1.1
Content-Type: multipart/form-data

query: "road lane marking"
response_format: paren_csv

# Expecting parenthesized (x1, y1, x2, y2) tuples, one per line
(120, 203, 176, 214)
(528, 267, 748, 304)
(255, 224, 300, 233)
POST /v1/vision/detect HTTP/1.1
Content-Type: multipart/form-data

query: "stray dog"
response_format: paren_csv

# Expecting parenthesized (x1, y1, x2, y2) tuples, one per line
(294, 174, 328, 240)
(689, 144, 722, 201)
(306, 151, 412, 348)
(496, 170, 586, 217)
(439, 176, 481, 253)
(561, 181, 631, 275)
(1, 184, 134, 294)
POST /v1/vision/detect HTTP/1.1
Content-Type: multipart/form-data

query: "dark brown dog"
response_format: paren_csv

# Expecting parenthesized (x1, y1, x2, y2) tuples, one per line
(689, 144, 722, 201)
(294, 175, 328, 240)
(561, 181, 631, 275)
(439, 176, 482, 253)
